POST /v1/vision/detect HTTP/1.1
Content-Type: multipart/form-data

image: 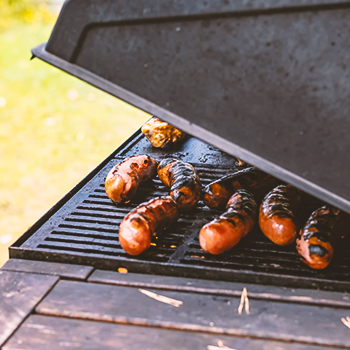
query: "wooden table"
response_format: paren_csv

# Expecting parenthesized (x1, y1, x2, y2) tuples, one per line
(1, 258, 350, 350)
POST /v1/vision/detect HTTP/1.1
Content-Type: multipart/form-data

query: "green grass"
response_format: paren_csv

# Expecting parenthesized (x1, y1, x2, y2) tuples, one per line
(0, 11, 150, 266)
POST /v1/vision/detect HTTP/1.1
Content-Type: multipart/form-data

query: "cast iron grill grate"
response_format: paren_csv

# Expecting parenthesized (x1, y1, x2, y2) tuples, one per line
(35, 166, 230, 262)
(11, 132, 350, 291)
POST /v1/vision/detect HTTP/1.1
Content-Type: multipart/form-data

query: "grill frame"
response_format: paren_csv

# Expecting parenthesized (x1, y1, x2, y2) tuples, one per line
(10, 130, 350, 292)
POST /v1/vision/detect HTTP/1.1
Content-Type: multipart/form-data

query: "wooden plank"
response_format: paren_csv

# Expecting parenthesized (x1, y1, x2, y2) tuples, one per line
(88, 270, 350, 308)
(36, 280, 350, 348)
(1, 259, 93, 280)
(0, 271, 58, 347)
(3, 315, 334, 350)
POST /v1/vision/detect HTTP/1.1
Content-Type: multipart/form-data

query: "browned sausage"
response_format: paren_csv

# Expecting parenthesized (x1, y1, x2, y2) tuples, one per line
(105, 155, 158, 204)
(259, 185, 301, 246)
(157, 159, 202, 211)
(203, 167, 281, 209)
(141, 117, 186, 148)
(199, 189, 257, 255)
(296, 206, 349, 269)
(119, 196, 179, 255)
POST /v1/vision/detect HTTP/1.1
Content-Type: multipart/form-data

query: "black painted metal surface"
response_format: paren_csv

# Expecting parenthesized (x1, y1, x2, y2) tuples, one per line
(10, 131, 350, 292)
(32, 0, 350, 213)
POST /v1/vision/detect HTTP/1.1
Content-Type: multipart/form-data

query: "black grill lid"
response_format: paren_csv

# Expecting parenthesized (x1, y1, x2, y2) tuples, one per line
(32, 0, 350, 213)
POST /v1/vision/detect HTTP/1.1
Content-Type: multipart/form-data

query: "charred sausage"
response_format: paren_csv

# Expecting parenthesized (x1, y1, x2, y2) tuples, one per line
(141, 117, 186, 148)
(158, 159, 202, 211)
(259, 185, 301, 246)
(296, 206, 349, 269)
(119, 196, 179, 255)
(105, 155, 158, 204)
(199, 189, 257, 254)
(203, 167, 281, 209)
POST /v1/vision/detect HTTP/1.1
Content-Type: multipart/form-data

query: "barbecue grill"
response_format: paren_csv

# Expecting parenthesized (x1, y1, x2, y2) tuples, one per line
(10, 130, 350, 292)
(13, 0, 350, 290)
(3, 1, 350, 349)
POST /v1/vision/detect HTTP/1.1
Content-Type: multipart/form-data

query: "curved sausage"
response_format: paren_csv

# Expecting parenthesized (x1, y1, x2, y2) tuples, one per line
(296, 206, 348, 269)
(259, 185, 301, 246)
(119, 196, 179, 255)
(141, 117, 186, 148)
(158, 159, 202, 211)
(199, 189, 257, 255)
(105, 155, 158, 204)
(203, 167, 281, 209)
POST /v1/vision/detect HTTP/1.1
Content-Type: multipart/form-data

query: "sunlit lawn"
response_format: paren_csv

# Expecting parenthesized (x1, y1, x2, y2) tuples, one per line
(0, 17, 150, 266)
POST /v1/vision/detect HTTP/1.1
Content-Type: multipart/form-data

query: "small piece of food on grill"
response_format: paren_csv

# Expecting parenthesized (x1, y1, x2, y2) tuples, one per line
(141, 117, 185, 148)
(158, 158, 202, 211)
(119, 196, 179, 255)
(235, 158, 249, 167)
(105, 155, 158, 204)
(296, 206, 349, 269)
(203, 167, 281, 209)
(259, 185, 301, 246)
(199, 189, 257, 255)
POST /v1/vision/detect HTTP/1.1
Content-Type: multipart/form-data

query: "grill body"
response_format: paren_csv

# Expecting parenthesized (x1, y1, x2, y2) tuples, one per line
(11, 132, 350, 292)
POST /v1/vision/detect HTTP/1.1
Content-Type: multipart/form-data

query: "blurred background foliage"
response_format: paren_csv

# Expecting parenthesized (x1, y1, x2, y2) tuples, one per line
(0, 0, 55, 30)
(0, 0, 150, 266)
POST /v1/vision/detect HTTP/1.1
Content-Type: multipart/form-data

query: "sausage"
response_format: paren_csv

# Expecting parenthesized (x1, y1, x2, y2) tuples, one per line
(259, 185, 301, 246)
(141, 117, 186, 148)
(296, 206, 349, 269)
(119, 196, 179, 255)
(105, 155, 158, 204)
(157, 158, 202, 211)
(199, 189, 257, 255)
(203, 167, 281, 209)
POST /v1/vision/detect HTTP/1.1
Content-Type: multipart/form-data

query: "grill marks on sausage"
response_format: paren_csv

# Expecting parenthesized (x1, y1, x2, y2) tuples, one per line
(199, 189, 257, 255)
(158, 158, 174, 169)
(158, 159, 202, 211)
(259, 185, 301, 246)
(169, 167, 195, 190)
(296, 206, 349, 269)
(302, 215, 336, 243)
(105, 155, 158, 204)
(223, 190, 256, 222)
(203, 167, 281, 209)
(308, 244, 329, 258)
(119, 196, 179, 255)
(263, 193, 296, 220)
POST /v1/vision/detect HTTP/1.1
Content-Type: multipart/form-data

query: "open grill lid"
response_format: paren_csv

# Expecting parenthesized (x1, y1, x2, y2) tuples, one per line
(32, 0, 350, 213)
